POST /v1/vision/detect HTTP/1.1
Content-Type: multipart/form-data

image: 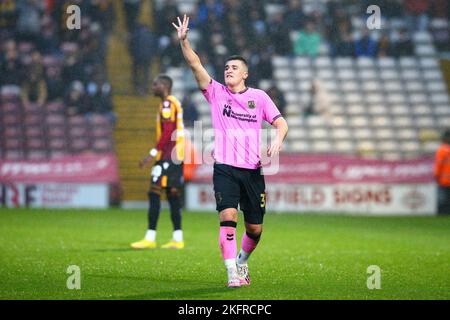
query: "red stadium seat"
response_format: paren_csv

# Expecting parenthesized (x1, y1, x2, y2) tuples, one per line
(26, 138, 46, 150)
(49, 150, 67, 159)
(1, 102, 20, 114)
(92, 138, 113, 152)
(91, 126, 112, 138)
(23, 103, 41, 113)
(25, 126, 44, 139)
(68, 115, 88, 127)
(24, 113, 44, 126)
(4, 126, 23, 138)
(46, 114, 66, 126)
(3, 114, 21, 126)
(5, 138, 23, 150)
(47, 126, 67, 138)
(27, 150, 48, 160)
(70, 138, 90, 153)
(69, 126, 89, 138)
(46, 102, 65, 114)
(4, 150, 25, 160)
(48, 137, 67, 148)
(89, 114, 110, 127)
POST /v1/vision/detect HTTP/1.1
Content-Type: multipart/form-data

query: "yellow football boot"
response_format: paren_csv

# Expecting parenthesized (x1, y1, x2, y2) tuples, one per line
(161, 240, 185, 249)
(130, 239, 157, 249)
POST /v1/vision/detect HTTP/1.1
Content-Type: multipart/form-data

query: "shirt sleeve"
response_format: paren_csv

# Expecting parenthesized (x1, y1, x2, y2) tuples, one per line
(434, 147, 444, 179)
(201, 78, 218, 104)
(262, 91, 282, 124)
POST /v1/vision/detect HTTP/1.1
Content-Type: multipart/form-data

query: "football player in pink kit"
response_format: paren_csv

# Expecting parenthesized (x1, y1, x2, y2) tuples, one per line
(173, 15, 288, 287)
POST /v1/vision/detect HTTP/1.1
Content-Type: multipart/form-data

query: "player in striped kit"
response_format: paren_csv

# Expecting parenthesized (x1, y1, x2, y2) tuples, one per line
(131, 74, 186, 249)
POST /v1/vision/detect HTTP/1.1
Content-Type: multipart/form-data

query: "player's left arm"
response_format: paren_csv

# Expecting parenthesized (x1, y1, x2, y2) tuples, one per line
(268, 117, 288, 157)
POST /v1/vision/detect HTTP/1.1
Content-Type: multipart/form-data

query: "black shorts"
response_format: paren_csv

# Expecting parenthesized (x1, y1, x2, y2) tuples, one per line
(213, 163, 266, 224)
(150, 160, 184, 189)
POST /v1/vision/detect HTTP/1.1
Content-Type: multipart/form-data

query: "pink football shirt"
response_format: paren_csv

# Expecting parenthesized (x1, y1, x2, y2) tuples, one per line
(202, 79, 282, 169)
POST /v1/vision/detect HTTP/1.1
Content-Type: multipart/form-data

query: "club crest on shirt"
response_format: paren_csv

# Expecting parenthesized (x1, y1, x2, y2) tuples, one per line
(162, 100, 171, 119)
(247, 100, 256, 109)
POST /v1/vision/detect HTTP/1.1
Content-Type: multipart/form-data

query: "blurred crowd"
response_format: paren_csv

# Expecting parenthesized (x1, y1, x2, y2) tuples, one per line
(0, 0, 116, 123)
(151, 0, 449, 87)
(2, 0, 448, 125)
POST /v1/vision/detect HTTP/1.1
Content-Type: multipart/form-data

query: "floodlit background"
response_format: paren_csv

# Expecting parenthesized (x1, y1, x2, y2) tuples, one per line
(1, 0, 449, 212)
(0, 0, 449, 300)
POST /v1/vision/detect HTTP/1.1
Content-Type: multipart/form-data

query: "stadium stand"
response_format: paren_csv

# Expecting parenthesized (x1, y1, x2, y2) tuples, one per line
(0, 0, 115, 161)
(153, 0, 450, 160)
(2, 0, 449, 203)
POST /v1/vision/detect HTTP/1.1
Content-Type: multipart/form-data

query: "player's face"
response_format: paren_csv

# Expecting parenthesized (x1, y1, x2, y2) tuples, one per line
(152, 79, 165, 97)
(224, 60, 248, 87)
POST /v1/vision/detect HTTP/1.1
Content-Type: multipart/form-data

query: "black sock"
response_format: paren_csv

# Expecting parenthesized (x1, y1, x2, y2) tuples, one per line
(167, 189, 182, 231)
(246, 231, 261, 242)
(220, 221, 237, 228)
(148, 192, 161, 230)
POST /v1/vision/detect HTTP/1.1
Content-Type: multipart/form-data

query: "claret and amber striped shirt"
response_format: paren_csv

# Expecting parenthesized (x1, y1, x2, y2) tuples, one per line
(155, 95, 184, 162)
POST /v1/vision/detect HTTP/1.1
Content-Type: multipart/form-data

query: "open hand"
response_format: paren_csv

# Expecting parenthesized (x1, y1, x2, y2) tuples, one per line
(172, 14, 190, 41)
(267, 140, 282, 157)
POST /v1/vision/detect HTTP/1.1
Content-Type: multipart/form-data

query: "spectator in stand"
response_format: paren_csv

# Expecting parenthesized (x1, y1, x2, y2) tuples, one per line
(182, 90, 199, 128)
(429, 0, 448, 19)
(20, 51, 47, 109)
(249, 7, 267, 39)
(86, 0, 114, 59)
(86, 0, 114, 34)
(254, 50, 273, 83)
(85, 70, 116, 124)
(64, 80, 87, 117)
(267, 85, 286, 117)
(61, 44, 86, 90)
(160, 31, 185, 70)
(304, 79, 334, 121)
(16, 0, 44, 42)
(330, 20, 354, 56)
(123, 0, 141, 33)
(430, 19, 449, 52)
(391, 27, 414, 57)
(434, 129, 450, 215)
(294, 21, 321, 57)
(404, 0, 430, 32)
(0, 39, 23, 91)
(267, 11, 292, 56)
(129, 23, 157, 95)
(285, 0, 306, 31)
(0, 0, 18, 35)
(37, 13, 60, 55)
(154, 0, 180, 44)
(45, 65, 64, 102)
(354, 30, 377, 57)
(197, 0, 224, 26)
(377, 34, 393, 57)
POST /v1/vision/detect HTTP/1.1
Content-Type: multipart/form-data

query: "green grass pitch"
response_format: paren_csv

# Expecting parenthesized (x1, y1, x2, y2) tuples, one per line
(0, 208, 449, 300)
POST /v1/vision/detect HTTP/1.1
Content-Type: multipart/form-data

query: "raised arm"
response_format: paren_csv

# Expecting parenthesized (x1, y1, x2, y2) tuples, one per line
(172, 14, 211, 90)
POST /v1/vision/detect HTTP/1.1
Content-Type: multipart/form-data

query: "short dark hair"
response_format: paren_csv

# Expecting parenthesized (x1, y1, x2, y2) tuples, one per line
(155, 74, 173, 91)
(442, 128, 450, 144)
(226, 55, 248, 67)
